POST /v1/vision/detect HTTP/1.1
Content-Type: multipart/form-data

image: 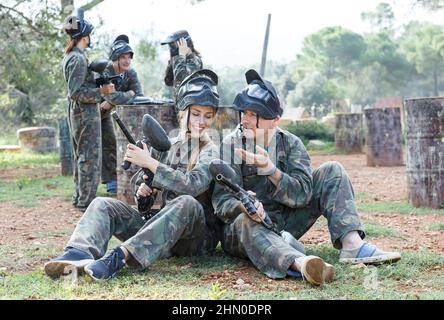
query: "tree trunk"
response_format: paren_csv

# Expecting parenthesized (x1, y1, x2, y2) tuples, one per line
(60, 0, 74, 15)
(433, 69, 438, 96)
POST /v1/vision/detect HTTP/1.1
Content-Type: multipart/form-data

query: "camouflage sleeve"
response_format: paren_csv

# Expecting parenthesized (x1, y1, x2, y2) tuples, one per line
(271, 135, 313, 208)
(65, 54, 102, 104)
(211, 166, 245, 224)
(151, 143, 218, 197)
(172, 53, 203, 87)
(103, 69, 144, 105)
(127, 69, 144, 96)
(211, 141, 245, 224)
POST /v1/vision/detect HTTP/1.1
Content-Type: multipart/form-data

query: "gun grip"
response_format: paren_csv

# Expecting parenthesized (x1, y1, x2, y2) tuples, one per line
(122, 160, 131, 170)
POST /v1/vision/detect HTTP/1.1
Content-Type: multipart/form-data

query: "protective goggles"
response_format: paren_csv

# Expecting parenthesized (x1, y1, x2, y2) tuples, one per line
(178, 79, 219, 98)
(246, 83, 277, 107)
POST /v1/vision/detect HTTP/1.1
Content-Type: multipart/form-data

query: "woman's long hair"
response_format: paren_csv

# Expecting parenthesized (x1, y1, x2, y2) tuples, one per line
(64, 38, 78, 55)
(177, 109, 215, 172)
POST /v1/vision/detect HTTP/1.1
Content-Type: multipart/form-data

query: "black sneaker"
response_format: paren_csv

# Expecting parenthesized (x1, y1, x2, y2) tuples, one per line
(84, 247, 126, 281)
(44, 247, 94, 279)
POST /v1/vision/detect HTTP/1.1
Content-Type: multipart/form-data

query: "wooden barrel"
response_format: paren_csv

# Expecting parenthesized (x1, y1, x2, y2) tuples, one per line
(335, 113, 363, 154)
(405, 97, 444, 209)
(58, 118, 73, 176)
(115, 104, 179, 204)
(364, 107, 403, 167)
(16, 127, 57, 154)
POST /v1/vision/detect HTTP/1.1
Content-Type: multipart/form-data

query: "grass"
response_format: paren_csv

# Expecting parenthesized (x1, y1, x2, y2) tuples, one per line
(0, 132, 18, 145)
(0, 245, 442, 300)
(429, 222, 444, 231)
(307, 142, 338, 156)
(1, 151, 443, 300)
(0, 151, 60, 169)
(357, 200, 444, 216)
(0, 176, 110, 207)
(364, 222, 399, 238)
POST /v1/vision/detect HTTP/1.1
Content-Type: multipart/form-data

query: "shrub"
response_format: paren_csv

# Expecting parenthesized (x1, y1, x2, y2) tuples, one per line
(282, 121, 335, 145)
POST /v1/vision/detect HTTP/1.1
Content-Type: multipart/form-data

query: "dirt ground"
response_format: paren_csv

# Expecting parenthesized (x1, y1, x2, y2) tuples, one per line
(0, 154, 443, 274)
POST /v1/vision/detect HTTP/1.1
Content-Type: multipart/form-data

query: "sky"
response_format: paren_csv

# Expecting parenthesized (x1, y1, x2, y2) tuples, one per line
(82, 0, 444, 68)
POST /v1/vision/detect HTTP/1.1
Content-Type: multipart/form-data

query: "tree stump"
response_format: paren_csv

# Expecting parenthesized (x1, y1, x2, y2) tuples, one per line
(16, 127, 57, 154)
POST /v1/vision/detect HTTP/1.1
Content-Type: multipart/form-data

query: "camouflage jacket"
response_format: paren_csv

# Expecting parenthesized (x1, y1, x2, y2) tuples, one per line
(102, 62, 143, 106)
(212, 127, 313, 229)
(133, 136, 223, 247)
(62, 47, 103, 108)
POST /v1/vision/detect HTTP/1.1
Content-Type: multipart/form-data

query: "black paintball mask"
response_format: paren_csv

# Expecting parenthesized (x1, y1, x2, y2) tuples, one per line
(161, 30, 194, 57)
(233, 69, 282, 127)
(63, 8, 94, 47)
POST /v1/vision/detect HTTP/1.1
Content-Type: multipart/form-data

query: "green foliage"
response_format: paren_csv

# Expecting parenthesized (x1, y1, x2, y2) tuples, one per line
(361, 2, 395, 32)
(208, 282, 228, 300)
(399, 21, 444, 96)
(282, 121, 335, 145)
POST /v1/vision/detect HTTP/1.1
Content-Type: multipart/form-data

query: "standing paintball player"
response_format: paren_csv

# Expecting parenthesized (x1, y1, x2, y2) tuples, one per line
(62, 9, 115, 211)
(99, 34, 144, 194)
(162, 30, 203, 92)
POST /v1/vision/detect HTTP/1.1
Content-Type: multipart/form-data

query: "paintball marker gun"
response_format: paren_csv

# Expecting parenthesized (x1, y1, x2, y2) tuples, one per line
(89, 58, 124, 87)
(209, 159, 279, 234)
(111, 111, 171, 215)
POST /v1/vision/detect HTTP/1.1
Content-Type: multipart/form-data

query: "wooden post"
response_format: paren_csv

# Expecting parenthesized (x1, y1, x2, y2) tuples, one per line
(260, 14, 271, 77)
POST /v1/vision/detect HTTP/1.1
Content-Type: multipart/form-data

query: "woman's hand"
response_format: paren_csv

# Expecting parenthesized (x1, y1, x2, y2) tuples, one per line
(124, 142, 151, 169)
(177, 37, 191, 56)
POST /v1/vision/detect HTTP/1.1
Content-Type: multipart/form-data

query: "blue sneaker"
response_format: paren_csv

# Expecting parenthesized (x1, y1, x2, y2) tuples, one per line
(84, 247, 126, 281)
(44, 247, 94, 278)
(106, 181, 117, 194)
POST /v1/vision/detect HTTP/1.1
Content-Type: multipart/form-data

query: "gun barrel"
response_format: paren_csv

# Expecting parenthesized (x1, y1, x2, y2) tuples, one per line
(216, 174, 241, 193)
(111, 111, 137, 145)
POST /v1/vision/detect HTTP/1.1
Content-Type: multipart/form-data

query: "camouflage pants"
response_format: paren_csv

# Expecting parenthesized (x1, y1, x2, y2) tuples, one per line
(68, 102, 102, 208)
(222, 161, 365, 279)
(100, 112, 117, 184)
(66, 195, 209, 268)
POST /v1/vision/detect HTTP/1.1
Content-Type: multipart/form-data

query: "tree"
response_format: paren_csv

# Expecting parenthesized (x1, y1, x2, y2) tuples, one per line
(297, 26, 366, 80)
(286, 72, 343, 108)
(361, 2, 395, 33)
(415, 0, 444, 10)
(399, 22, 444, 96)
(0, 0, 104, 129)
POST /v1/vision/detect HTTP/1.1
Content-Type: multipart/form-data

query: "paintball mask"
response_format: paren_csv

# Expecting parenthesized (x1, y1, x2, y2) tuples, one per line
(63, 8, 94, 41)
